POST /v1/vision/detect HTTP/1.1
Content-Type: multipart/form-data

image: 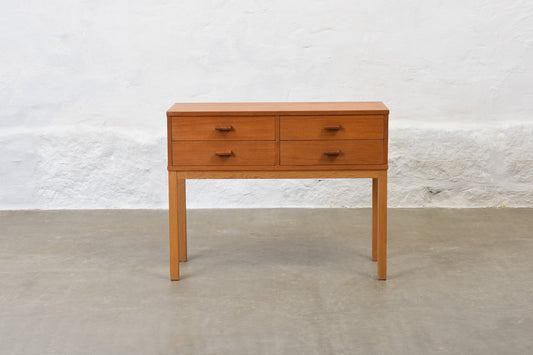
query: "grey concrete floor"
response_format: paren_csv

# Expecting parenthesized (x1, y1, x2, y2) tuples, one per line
(0, 209, 532, 354)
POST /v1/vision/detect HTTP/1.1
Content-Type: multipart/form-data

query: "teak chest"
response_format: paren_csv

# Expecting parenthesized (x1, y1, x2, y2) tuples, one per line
(167, 102, 389, 280)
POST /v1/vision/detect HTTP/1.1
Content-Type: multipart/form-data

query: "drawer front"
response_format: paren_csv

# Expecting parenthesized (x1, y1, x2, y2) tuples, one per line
(172, 116, 275, 141)
(280, 140, 384, 165)
(280, 115, 384, 140)
(172, 141, 276, 166)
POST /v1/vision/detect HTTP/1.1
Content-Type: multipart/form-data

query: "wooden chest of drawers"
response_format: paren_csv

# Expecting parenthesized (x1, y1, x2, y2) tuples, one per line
(167, 102, 389, 280)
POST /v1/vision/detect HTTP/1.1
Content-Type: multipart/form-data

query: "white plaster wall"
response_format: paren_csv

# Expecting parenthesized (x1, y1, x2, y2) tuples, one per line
(1, 0, 532, 209)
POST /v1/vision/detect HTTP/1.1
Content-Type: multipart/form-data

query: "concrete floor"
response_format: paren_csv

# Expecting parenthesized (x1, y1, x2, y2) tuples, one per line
(0, 209, 532, 354)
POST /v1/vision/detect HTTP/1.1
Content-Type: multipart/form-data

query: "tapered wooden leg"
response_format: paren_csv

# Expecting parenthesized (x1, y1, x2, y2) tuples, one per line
(177, 178, 187, 262)
(377, 171, 387, 280)
(372, 178, 378, 261)
(169, 171, 180, 280)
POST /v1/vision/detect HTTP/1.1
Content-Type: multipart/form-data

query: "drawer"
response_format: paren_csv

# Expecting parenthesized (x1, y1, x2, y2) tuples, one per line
(172, 141, 276, 166)
(172, 116, 275, 141)
(280, 115, 384, 140)
(280, 140, 384, 165)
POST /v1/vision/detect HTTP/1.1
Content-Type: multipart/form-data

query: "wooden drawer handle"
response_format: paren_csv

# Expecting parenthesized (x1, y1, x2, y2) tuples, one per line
(323, 149, 341, 156)
(323, 124, 341, 131)
(215, 150, 233, 157)
(215, 125, 233, 132)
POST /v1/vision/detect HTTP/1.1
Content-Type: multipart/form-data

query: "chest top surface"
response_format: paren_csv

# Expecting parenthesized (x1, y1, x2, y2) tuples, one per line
(167, 102, 389, 116)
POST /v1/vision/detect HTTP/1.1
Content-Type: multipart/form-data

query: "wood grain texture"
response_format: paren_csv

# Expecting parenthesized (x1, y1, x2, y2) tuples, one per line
(176, 170, 382, 179)
(377, 171, 387, 280)
(168, 171, 179, 280)
(167, 116, 173, 166)
(167, 102, 389, 116)
(172, 116, 275, 141)
(178, 178, 187, 262)
(280, 115, 384, 140)
(372, 178, 378, 262)
(383, 113, 389, 164)
(280, 140, 384, 165)
(168, 164, 388, 171)
(172, 141, 276, 166)
(275, 115, 280, 165)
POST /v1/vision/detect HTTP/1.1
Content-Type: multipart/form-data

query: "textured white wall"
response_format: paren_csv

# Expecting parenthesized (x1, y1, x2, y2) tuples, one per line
(1, 0, 532, 209)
